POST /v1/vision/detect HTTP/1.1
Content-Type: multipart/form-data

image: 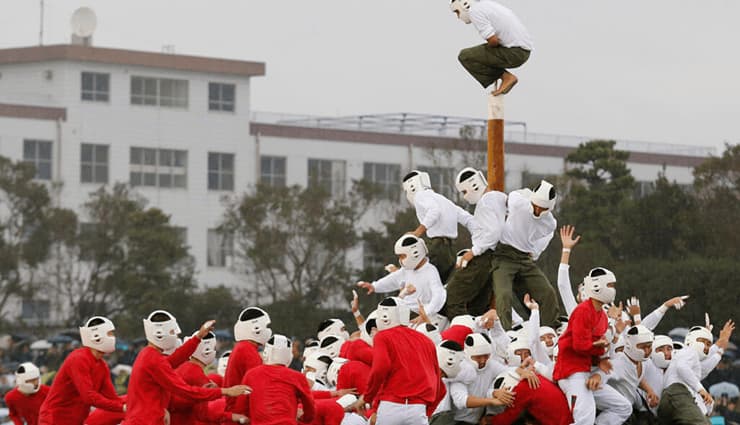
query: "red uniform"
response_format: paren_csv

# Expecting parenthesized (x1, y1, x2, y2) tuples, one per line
(84, 396, 127, 425)
(338, 339, 373, 366)
(365, 326, 445, 417)
(224, 340, 262, 412)
(486, 376, 573, 425)
(552, 300, 607, 381)
(236, 364, 315, 425)
(38, 348, 124, 425)
(336, 360, 370, 395)
(206, 373, 223, 387)
(169, 361, 232, 425)
(306, 399, 345, 425)
(123, 338, 222, 425)
(440, 325, 473, 347)
(4, 385, 50, 425)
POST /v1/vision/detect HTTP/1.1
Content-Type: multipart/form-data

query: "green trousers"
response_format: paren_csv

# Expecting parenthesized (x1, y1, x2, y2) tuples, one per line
(427, 237, 456, 284)
(444, 250, 495, 318)
(657, 383, 711, 425)
(429, 411, 455, 425)
(458, 44, 530, 88)
(492, 244, 560, 329)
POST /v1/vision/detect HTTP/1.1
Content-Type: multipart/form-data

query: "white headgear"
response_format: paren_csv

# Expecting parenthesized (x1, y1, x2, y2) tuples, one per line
(539, 326, 558, 356)
(318, 319, 350, 342)
(217, 350, 231, 376)
(15, 362, 41, 395)
(303, 339, 320, 360)
(450, 314, 477, 332)
(624, 325, 654, 362)
(188, 331, 217, 365)
(416, 323, 442, 345)
(361, 311, 378, 346)
(492, 369, 522, 392)
(455, 167, 487, 205)
(685, 326, 713, 361)
(402, 170, 431, 205)
(614, 335, 626, 352)
(143, 310, 181, 352)
(304, 352, 333, 383)
(319, 335, 346, 359)
(163, 337, 183, 356)
(530, 180, 557, 211)
(437, 340, 466, 379)
(327, 357, 349, 388)
(336, 394, 358, 410)
(263, 335, 293, 366)
(430, 313, 450, 332)
(376, 297, 411, 331)
(583, 267, 617, 304)
(80, 316, 116, 354)
(234, 307, 272, 345)
(464, 333, 492, 357)
(650, 335, 674, 369)
(506, 333, 531, 367)
(394, 234, 427, 270)
(450, 0, 473, 24)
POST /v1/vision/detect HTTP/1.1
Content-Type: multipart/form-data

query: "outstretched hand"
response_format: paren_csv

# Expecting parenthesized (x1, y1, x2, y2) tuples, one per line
(523, 293, 539, 311)
(356, 281, 375, 295)
(560, 225, 581, 249)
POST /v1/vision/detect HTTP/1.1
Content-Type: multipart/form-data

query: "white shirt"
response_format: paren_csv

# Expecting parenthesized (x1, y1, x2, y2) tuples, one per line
(470, 191, 507, 256)
(639, 359, 667, 415)
(500, 190, 557, 260)
(414, 189, 477, 239)
(604, 352, 645, 407)
(434, 364, 477, 415)
(664, 347, 705, 394)
(450, 359, 508, 423)
(469, 0, 533, 50)
(557, 263, 578, 316)
(372, 261, 446, 316)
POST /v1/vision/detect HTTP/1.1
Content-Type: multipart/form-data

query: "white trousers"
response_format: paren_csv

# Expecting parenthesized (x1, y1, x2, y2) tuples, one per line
(376, 401, 429, 425)
(558, 372, 632, 425)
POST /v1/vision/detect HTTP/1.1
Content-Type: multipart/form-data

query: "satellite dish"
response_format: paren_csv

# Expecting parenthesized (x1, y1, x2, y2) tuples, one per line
(70, 7, 97, 38)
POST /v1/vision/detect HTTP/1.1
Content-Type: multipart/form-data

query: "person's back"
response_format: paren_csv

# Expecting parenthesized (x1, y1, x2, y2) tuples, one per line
(226, 307, 271, 411)
(469, 1, 533, 50)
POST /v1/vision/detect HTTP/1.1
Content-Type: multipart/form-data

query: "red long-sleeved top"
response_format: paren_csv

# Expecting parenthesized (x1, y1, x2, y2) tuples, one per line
(336, 360, 370, 395)
(487, 376, 572, 425)
(224, 340, 262, 413)
(5, 385, 50, 425)
(84, 396, 127, 425)
(38, 348, 124, 425)
(338, 339, 373, 367)
(364, 326, 445, 417)
(235, 364, 315, 425)
(168, 361, 232, 425)
(206, 373, 223, 387)
(440, 325, 473, 347)
(199, 398, 226, 425)
(122, 340, 222, 425)
(306, 399, 345, 425)
(553, 300, 607, 381)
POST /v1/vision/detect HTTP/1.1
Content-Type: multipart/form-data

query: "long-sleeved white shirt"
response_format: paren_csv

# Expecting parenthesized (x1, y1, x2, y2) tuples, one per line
(524, 310, 554, 379)
(470, 191, 507, 256)
(603, 352, 645, 408)
(639, 359, 666, 415)
(414, 189, 477, 239)
(500, 190, 556, 260)
(433, 362, 478, 415)
(371, 261, 446, 316)
(450, 359, 508, 423)
(557, 263, 578, 316)
(469, 0, 533, 50)
(664, 347, 705, 394)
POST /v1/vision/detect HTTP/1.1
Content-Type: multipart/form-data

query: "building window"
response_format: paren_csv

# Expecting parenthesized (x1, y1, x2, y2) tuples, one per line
(363, 162, 401, 200)
(260, 156, 286, 187)
(427, 167, 456, 199)
(208, 152, 235, 191)
(130, 147, 187, 188)
(21, 299, 50, 321)
(308, 159, 346, 198)
(80, 144, 109, 184)
(208, 83, 236, 112)
(207, 229, 234, 267)
(81, 72, 110, 102)
(130, 76, 188, 108)
(23, 139, 52, 180)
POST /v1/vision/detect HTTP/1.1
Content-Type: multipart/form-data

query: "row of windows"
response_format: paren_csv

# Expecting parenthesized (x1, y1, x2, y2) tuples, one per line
(81, 72, 236, 112)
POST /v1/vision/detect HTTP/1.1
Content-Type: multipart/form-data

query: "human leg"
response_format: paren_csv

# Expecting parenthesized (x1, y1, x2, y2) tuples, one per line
(557, 372, 596, 425)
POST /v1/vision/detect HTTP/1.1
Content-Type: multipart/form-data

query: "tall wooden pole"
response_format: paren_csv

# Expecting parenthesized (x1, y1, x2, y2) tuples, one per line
(487, 93, 505, 191)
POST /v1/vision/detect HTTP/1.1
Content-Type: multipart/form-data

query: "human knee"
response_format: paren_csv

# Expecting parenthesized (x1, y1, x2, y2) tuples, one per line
(458, 48, 475, 66)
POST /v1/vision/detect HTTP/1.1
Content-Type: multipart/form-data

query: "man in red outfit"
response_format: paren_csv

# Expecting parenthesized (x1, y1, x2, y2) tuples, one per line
(5, 362, 50, 425)
(365, 297, 445, 425)
(485, 370, 572, 425)
(236, 334, 316, 425)
(39, 316, 124, 424)
(123, 310, 250, 425)
(225, 307, 272, 413)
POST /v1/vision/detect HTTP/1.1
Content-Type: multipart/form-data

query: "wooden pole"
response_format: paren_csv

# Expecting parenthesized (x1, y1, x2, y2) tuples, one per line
(487, 93, 505, 191)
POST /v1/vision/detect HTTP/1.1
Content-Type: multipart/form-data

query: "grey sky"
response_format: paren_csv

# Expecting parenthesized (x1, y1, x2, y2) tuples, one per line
(2, 0, 738, 151)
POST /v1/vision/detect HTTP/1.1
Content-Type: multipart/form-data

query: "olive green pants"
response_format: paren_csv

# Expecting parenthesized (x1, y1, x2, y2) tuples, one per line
(443, 250, 495, 318)
(430, 411, 455, 425)
(426, 237, 456, 284)
(458, 44, 530, 88)
(492, 244, 560, 329)
(657, 383, 711, 425)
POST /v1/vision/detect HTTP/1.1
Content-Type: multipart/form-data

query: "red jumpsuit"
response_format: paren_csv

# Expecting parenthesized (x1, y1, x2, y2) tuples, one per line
(224, 340, 262, 413)
(235, 364, 316, 425)
(84, 396, 127, 425)
(169, 361, 233, 425)
(306, 399, 345, 425)
(206, 373, 223, 387)
(336, 360, 370, 395)
(4, 385, 50, 425)
(338, 339, 373, 366)
(552, 300, 607, 381)
(486, 376, 573, 425)
(38, 348, 124, 425)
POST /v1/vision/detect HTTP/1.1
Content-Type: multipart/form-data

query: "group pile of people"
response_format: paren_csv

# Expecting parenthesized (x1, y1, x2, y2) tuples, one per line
(3, 166, 736, 425)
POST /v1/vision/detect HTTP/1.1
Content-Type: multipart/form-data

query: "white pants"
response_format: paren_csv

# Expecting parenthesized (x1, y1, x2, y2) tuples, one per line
(558, 372, 632, 425)
(376, 401, 428, 425)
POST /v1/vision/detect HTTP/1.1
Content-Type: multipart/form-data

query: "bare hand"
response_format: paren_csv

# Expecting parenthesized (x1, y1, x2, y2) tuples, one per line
(705, 313, 714, 332)
(457, 250, 474, 269)
(402, 283, 417, 296)
(231, 414, 248, 424)
(615, 316, 629, 335)
(164, 409, 171, 425)
(523, 293, 539, 311)
(664, 295, 689, 310)
(717, 320, 736, 350)
(493, 388, 516, 407)
(203, 381, 218, 388)
(415, 300, 431, 325)
(479, 309, 499, 329)
(350, 290, 359, 313)
(197, 320, 216, 339)
(384, 264, 398, 273)
(598, 358, 613, 374)
(356, 281, 375, 295)
(607, 302, 624, 320)
(518, 368, 540, 389)
(626, 297, 641, 317)
(647, 391, 659, 408)
(592, 338, 609, 349)
(586, 374, 602, 391)
(560, 225, 581, 249)
(699, 389, 714, 406)
(222, 385, 252, 397)
(369, 413, 377, 425)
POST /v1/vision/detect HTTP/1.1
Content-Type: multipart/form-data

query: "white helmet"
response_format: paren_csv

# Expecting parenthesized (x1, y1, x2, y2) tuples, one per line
(624, 325, 654, 362)
(162, 337, 183, 356)
(450, 314, 477, 332)
(455, 167, 487, 205)
(614, 334, 626, 352)
(360, 311, 378, 346)
(376, 297, 410, 331)
(327, 357, 349, 388)
(263, 335, 293, 366)
(430, 313, 450, 332)
(80, 316, 116, 354)
(318, 319, 350, 342)
(15, 362, 41, 395)
(143, 310, 181, 352)
(437, 340, 466, 379)
(450, 0, 473, 24)
(464, 333, 492, 357)
(506, 333, 531, 367)
(416, 323, 442, 345)
(234, 307, 272, 345)
(530, 180, 557, 212)
(583, 267, 617, 304)
(539, 326, 558, 357)
(402, 170, 431, 205)
(217, 350, 231, 376)
(394, 234, 427, 270)
(650, 335, 674, 369)
(303, 339, 320, 360)
(336, 394, 358, 410)
(304, 352, 333, 383)
(685, 326, 713, 361)
(492, 369, 521, 392)
(319, 335, 346, 359)
(188, 331, 217, 365)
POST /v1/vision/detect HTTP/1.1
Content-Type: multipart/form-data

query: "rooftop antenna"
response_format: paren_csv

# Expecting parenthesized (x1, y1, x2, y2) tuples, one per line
(70, 7, 97, 46)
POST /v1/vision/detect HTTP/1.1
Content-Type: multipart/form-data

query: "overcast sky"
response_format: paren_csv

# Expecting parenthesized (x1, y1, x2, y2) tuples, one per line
(1, 0, 738, 151)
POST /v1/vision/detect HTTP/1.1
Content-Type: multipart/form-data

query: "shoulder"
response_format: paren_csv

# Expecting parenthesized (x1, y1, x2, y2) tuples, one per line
(4, 388, 19, 401)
